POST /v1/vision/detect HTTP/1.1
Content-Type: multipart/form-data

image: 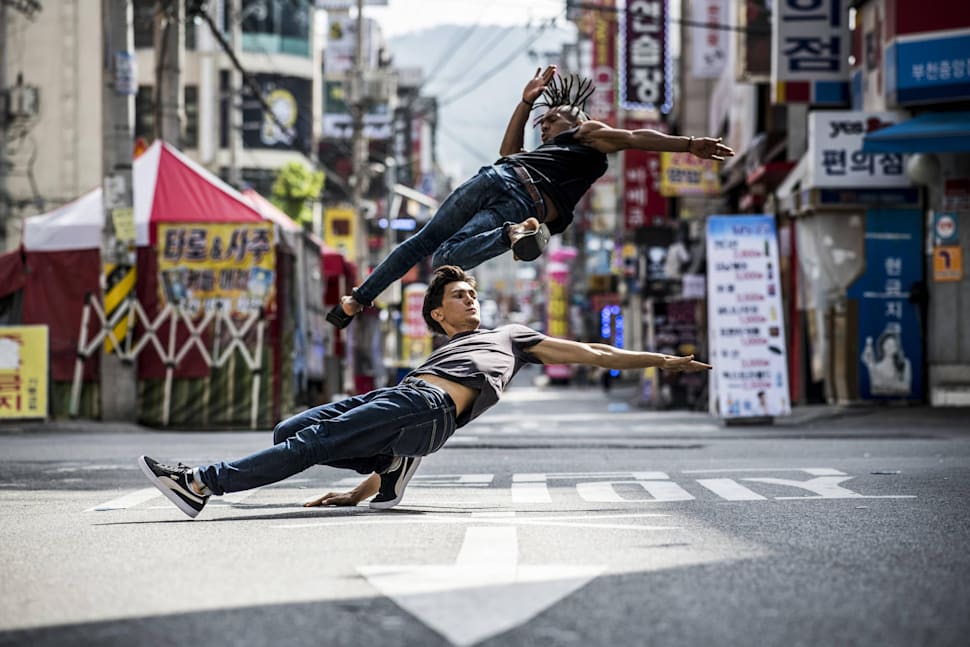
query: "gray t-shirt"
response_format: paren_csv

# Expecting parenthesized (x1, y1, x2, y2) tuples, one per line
(407, 324, 547, 426)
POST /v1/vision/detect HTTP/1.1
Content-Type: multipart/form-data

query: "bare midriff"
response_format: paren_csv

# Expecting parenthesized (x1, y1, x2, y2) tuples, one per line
(412, 373, 479, 418)
(539, 189, 560, 224)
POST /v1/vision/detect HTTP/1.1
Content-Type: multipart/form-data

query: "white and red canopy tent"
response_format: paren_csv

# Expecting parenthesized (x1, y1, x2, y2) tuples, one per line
(24, 140, 265, 251)
(0, 141, 271, 383)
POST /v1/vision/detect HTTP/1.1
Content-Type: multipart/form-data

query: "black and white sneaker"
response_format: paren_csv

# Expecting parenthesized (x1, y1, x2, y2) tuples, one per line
(138, 455, 209, 519)
(370, 456, 422, 510)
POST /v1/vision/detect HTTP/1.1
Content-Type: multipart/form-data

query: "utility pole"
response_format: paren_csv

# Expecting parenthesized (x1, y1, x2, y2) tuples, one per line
(350, 0, 367, 270)
(0, 2, 7, 253)
(228, 0, 242, 186)
(155, 0, 183, 144)
(100, 0, 138, 420)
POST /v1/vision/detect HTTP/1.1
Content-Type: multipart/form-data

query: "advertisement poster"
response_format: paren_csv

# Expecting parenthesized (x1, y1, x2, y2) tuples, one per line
(157, 223, 275, 317)
(847, 210, 923, 400)
(242, 74, 312, 152)
(691, 0, 728, 79)
(0, 325, 48, 419)
(707, 215, 790, 418)
(401, 283, 431, 366)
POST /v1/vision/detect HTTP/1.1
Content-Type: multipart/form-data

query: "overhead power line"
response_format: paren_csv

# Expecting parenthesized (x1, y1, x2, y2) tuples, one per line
(188, 2, 352, 197)
(566, 1, 771, 35)
(436, 18, 559, 108)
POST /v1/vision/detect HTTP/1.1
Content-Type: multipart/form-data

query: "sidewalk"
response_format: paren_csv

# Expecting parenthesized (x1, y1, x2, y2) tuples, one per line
(2, 387, 968, 435)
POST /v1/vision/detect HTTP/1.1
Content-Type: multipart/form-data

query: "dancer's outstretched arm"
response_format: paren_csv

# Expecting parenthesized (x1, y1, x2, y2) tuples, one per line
(499, 65, 557, 156)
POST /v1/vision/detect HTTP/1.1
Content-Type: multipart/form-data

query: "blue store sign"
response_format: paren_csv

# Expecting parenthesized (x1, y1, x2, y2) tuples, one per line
(887, 30, 970, 104)
(847, 210, 923, 400)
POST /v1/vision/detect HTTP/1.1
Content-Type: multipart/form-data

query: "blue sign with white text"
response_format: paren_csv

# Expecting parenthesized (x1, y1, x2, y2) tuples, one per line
(847, 210, 923, 400)
(888, 31, 970, 104)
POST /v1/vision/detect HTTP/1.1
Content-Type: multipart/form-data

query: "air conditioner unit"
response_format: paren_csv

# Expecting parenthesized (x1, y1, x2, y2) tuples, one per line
(8, 84, 40, 119)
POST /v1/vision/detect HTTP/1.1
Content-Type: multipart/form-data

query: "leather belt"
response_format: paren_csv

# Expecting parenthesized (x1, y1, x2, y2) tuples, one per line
(509, 165, 546, 222)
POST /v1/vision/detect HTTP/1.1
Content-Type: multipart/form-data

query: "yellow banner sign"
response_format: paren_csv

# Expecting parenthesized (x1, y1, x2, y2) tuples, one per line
(324, 206, 357, 258)
(157, 223, 275, 317)
(660, 152, 721, 197)
(933, 245, 963, 282)
(0, 325, 48, 419)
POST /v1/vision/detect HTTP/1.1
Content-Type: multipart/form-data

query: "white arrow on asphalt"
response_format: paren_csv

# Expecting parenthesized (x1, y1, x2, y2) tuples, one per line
(358, 526, 605, 646)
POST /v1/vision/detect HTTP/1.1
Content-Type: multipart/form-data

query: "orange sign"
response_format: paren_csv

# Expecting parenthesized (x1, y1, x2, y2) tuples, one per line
(933, 246, 963, 282)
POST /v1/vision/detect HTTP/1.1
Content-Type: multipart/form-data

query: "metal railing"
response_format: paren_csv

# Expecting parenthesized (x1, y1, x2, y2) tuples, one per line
(70, 293, 265, 428)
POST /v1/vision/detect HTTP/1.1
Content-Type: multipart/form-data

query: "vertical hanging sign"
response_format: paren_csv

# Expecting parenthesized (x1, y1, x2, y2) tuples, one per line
(847, 210, 923, 399)
(707, 215, 790, 419)
(589, 0, 618, 125)
(619, 0, 672, 114)
(771, 0, 851, 104)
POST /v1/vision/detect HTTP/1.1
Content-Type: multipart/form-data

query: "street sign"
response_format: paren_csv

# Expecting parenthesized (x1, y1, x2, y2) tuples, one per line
(934, 212, 958, 244)
(933, 246, 963, 282)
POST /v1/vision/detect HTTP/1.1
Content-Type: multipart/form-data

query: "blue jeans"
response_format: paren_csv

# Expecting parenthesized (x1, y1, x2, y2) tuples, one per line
(195, 378, 457, 495)
(354, 164, 536, 305)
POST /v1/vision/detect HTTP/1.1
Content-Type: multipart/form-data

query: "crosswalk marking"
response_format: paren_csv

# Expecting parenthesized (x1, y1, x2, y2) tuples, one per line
(80, 467, 915, 513)
(577, 479, 695, 503)
(511, 473, 551, 503)
(86, 488, 160, 512)
(696, 478, 767, 501)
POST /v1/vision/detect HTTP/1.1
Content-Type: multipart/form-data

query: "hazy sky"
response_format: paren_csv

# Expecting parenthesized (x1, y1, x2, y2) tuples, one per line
(366, 0, 567, 38)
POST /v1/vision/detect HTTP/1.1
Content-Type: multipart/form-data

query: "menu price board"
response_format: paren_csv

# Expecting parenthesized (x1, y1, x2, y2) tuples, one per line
(706, 215, 790, 418)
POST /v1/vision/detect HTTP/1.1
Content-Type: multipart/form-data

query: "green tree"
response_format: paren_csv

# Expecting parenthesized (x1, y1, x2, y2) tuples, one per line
(270, 161, 325, 228)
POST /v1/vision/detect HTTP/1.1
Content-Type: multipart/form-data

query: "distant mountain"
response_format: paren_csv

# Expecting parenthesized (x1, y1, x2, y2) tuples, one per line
(389, 24, 577, 181)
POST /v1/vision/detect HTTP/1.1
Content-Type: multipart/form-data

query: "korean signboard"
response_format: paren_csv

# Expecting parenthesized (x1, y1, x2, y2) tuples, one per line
(771, 0, 850, 104)
(886, 30, 970, 105)
(691, 0, 728, 79)
(809, 111, 909, 188)
(847, 210, 923, 400)
(157, 223, 275, 318)
(660, 152, 720, 196)
(623, 119, 666, 229)
(0, 325, 48, 419)
(619, 0, 672, 114)
(589, 0, 617, 124)
(707, 215, 790, 419)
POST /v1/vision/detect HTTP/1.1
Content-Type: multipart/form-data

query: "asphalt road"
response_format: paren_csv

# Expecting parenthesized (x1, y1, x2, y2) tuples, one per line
(1, 381, 969, 647)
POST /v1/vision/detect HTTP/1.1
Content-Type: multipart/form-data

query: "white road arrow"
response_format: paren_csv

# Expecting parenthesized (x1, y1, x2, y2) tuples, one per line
(359, 526, 605, 646)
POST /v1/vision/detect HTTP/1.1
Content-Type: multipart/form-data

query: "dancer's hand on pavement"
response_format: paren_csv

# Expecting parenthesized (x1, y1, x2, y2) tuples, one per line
(303, 473, 380, 507)
(523, 65, 557, 105)
(303, 490, 361, 507)
(689, 137, 735, 161)
(660, 354, 713, 372)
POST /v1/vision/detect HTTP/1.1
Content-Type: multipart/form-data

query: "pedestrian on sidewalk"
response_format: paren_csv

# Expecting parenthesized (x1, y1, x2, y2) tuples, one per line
(326, 66, 734, 329)
(141, 266, 712, 518)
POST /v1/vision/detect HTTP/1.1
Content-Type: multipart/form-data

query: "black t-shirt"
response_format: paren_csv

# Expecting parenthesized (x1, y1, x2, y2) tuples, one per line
(407, 324, 547, 426)
(496, 127, 608, 234)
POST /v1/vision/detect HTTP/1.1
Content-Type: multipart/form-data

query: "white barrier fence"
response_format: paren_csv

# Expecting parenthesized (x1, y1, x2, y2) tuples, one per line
(70, 293, 266, 428)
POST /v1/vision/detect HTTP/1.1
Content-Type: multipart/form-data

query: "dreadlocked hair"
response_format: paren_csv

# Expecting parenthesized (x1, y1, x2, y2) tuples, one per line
(532, 74, 595, 125)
